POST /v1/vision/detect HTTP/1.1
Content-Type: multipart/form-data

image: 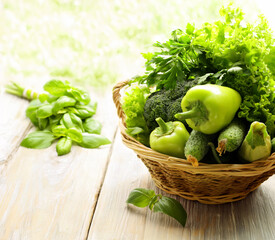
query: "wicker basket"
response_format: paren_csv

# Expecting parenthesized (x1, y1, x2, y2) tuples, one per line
(113, 80, 275, 204)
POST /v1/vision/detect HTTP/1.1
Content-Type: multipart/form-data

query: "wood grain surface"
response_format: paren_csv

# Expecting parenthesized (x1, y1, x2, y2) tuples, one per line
(1, 83, 275, 240)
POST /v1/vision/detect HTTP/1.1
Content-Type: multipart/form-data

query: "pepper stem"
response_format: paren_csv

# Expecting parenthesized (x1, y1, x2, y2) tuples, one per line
(156, 117, 169, 133)
(154, 117, 174, 136)
(174, 105, 202, 121)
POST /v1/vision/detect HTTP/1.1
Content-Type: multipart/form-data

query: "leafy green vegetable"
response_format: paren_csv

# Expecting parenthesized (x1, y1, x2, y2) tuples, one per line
(122, 84, 150, 145)
(21, 131, 55, 149)
(36, 104, 53, 119)
(83, 118, 102, 134)
(153, 196, 187, 227)
(52, 96, 76, 113)
(133, 5, 275, 136)
(126, 188, 156, 208)
(67, 128, 83, 143)
(6, 79, 111, 156)
(78, 133, 111, 148)
(56, 137, 72, 156)
(126, 188, 187, 227)
(43, 80, 68, 96)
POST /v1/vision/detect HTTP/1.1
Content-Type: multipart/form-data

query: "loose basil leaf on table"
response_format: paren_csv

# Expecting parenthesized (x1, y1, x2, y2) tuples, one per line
(126, 188, 156, 208)
(83, 118, 102, 134)
(126, 188, 187, 227)
(153, 196, 187, 227)
(21, 130, 56, 149)
(56, 137, 72, 156)
(78, 133, 111, 148)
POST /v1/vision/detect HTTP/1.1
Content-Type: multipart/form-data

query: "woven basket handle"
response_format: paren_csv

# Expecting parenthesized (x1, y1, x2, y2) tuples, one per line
(112, 80, 129, 124)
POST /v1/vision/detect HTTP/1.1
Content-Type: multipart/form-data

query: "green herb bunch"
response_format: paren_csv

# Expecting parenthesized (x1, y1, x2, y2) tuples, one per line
(133, 4, 275, 137)
(6, 80, 110, 156)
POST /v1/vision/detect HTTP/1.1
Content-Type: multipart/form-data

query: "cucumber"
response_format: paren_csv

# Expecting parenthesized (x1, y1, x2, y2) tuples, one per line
(184, 130, 214, 167)
(216, 119, 246, 155)
(238, 121, 271, 162)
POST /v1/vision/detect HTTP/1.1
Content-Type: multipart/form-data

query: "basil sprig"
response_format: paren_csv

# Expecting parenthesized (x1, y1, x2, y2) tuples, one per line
(126, 188, 187, 227)
(6, 79, 111, 156)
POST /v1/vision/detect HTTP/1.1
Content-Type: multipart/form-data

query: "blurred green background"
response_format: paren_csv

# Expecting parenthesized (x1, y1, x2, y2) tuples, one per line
(0, 0, 273, 88)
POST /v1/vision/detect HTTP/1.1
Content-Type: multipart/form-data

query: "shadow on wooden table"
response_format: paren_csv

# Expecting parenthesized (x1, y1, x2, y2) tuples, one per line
(182, 177, 275, 239)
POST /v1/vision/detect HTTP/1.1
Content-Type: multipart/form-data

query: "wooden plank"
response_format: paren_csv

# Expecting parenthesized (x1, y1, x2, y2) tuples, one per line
(88, 130, 275, 240)
(0, 87, 118, 239)
(0, 77, 50, 163)
(0, 91, 31, 163)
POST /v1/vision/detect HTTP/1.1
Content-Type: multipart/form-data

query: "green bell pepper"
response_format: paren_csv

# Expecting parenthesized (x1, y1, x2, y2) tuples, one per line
(175, 84, 241, 134)
(149, 117, 189, 158)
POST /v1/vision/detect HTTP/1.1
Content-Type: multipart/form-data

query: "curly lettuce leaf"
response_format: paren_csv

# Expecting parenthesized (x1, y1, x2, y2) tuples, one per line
(122, 84, 150, 145)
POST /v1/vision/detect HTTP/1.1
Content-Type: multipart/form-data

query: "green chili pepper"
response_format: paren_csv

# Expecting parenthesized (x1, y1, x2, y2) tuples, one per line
(175, 84, 241, 134)
(149, 117, 189, 158)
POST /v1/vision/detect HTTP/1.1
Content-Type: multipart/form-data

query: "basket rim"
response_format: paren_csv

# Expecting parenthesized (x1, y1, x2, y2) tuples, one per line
(113, 80, 275, 175)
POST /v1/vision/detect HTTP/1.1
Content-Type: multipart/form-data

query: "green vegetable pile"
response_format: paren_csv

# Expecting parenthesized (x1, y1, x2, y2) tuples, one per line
(121, 5, 275, 166)
(125, 5, 275, 136)
(6, 80, 110, 156)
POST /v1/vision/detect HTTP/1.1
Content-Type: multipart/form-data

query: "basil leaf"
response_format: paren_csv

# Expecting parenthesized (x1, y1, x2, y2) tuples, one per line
(56, 137, 72, 156)
(148, 195, 159, 210)
(52, 125, 67, 137)
(38, 93, 49, 102)
(83, 118, 102, 134)
(36, 104, 53, 119)
(52, 96, 76, 113)
(69, 113, 84, 132)
(61, 113, 74, 129)
(49, 115, 62, 127)
(21, 131, 55, 149)
(67, 128, 83, 143)
(38, 117, 49, 130)
(47, 94, 59, 103)
(26, 99, 42, 118)
(74, 102, 97, 119)
(153, 196, 187, 227)
(43, 80, 68, 96)
(126, 188, 156, 208)
(67, 87, 90, 105)
(27, 110, 39, 127)
(78, 133, 111, 148)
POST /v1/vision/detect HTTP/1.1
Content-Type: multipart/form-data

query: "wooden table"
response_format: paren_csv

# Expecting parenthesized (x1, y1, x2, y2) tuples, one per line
(1, 81, 275, 240)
